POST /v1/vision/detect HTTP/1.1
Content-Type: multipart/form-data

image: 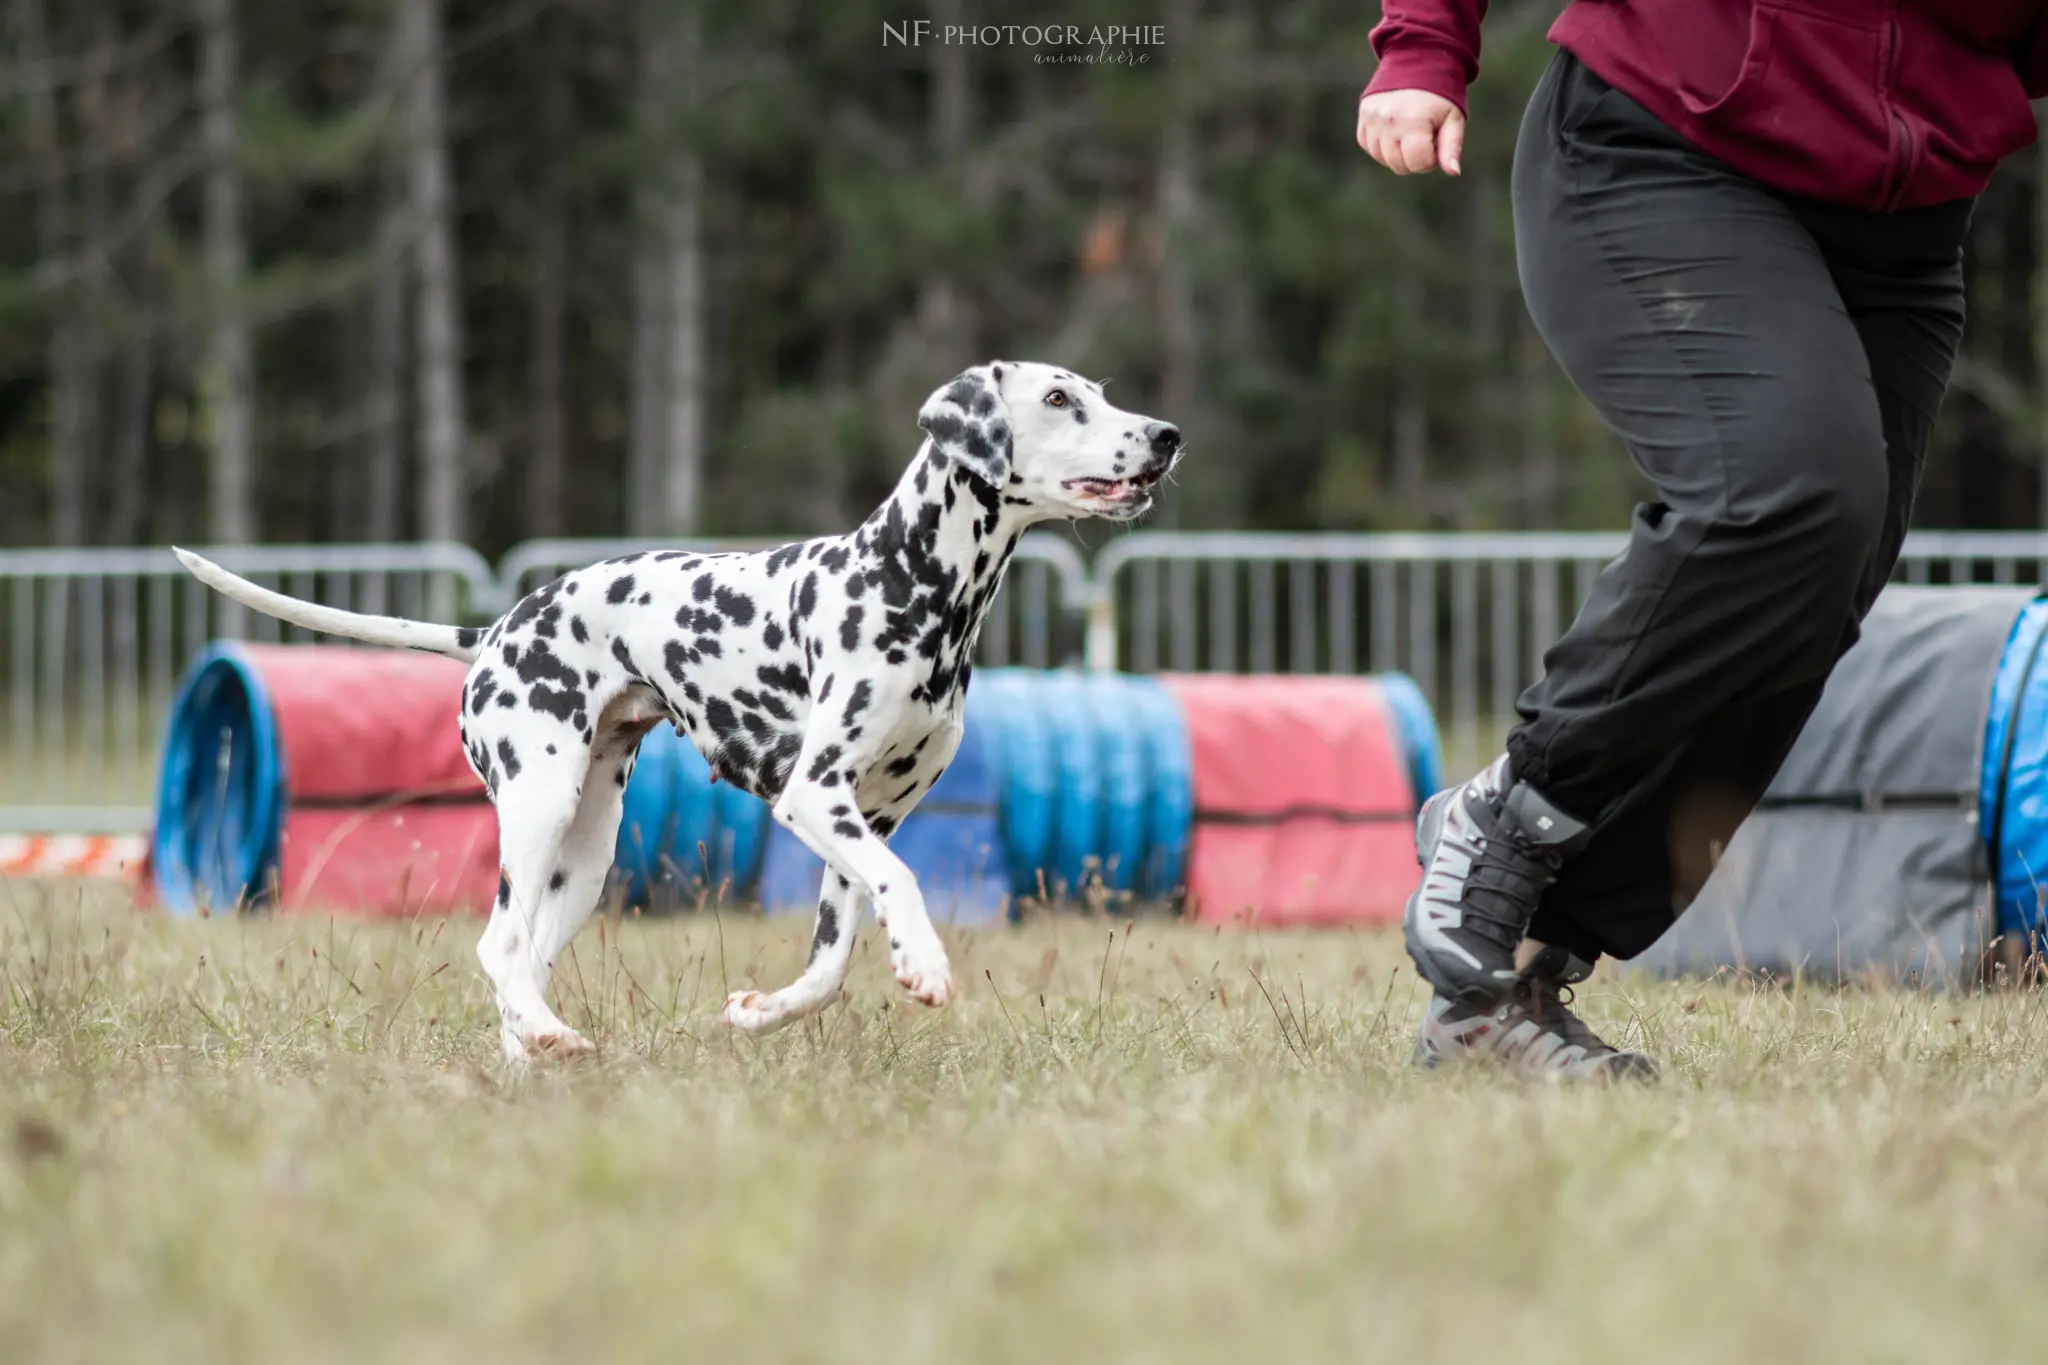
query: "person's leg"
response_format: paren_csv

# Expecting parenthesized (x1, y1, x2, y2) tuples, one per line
(1401, 49, 1901, 1007)
(1504, 55, 1903, 830)
(1526, 681, 1829, 964)
(1807, 193, 1972, 613)
(1525, 155, 1972, 966)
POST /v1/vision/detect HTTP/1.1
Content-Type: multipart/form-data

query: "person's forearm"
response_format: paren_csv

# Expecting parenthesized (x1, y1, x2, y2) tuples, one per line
(1364, 1, 1488, 110)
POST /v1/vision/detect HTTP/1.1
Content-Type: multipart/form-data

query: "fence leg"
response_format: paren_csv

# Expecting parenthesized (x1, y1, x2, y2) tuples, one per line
(1085, 586, 1118, 672)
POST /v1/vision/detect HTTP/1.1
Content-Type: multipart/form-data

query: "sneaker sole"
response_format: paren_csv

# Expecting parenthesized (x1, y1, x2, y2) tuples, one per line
(1413, 1005, 1665, 1084)
(1600, 1052, 1661, 1083)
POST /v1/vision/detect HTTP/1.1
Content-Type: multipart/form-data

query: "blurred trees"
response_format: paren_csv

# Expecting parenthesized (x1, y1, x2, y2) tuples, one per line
(0, 0, 2044, 552)
(197, 0, 252, 543)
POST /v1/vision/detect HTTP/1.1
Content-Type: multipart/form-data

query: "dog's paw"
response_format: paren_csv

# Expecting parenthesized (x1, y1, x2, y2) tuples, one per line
(521, 1026, 597, 1061)
(720, 989, 783, 1033)
(890, 939, 952, 1009)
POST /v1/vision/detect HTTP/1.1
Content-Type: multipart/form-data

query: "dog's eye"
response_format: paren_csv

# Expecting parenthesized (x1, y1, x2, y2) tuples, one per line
(1044, 390, 1067, 408)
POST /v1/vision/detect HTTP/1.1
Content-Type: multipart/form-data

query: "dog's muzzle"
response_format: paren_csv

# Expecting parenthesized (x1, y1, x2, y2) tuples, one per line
(1066, 460, 1171, 513)
(1062, 422, 1182, 517)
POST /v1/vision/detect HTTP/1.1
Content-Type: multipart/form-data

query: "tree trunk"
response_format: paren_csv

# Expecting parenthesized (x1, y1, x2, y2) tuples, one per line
(100, 0, 165, 548)
(365, 164, 408, 542)
(661, 145, 705, 536)
(816, 309, 854, 526)
(198, 0, 254, 544)
(17, 0, 97, 546)
(47, 312, 97, 547)
(527, 5, 572, 539)
(331, 288, 365, 542)
(1465, 171, 1501, 352)
(1393, 265, 1428, 514)
(627, 253, 664, 535)
(932, 0, 972, 159)
(1466, 168, 1505, 514)
(627, 17, 666, 538)
(628, 0, 707, 538)
(918, 0, 976, 359)
(403, 0, 466, 548)
(1156, 0, 1199, 529)
(70, 6, 124, 546)
(107, 337, 154, 546)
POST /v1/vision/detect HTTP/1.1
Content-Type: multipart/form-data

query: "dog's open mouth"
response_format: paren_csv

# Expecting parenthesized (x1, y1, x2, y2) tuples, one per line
(1066, 468, 1164, 501)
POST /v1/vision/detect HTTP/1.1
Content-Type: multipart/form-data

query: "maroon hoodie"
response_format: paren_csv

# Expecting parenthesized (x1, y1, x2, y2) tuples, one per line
(1365, 1, 2048, 211)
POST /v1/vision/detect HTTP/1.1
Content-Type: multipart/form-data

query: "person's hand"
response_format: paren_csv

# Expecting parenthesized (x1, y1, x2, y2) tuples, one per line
(1356, 89, 1465, 176)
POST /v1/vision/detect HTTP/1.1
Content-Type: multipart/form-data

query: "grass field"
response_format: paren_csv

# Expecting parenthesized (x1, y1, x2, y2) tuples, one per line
(6, 878, 2048, 1364)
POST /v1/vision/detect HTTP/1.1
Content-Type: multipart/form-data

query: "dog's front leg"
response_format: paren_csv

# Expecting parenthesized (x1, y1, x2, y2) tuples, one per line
(720, 874, 866, 1034)
(766, 759, 951, 1011)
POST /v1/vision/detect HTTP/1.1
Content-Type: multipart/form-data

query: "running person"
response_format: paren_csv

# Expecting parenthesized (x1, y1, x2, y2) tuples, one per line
(1358, 2, 2048, 1079)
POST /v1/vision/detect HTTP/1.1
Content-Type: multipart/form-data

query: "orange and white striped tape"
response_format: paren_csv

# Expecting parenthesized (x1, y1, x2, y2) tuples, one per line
(0, 834, 149, 879)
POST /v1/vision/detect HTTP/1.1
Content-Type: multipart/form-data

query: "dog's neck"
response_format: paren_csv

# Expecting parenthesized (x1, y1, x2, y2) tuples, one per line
(851, 443, 1037, 700)
(858, 442, 1037, 593)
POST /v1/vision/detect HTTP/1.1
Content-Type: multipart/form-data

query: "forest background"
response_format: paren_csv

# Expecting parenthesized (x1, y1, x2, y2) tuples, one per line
(5, 0, 2045, 556)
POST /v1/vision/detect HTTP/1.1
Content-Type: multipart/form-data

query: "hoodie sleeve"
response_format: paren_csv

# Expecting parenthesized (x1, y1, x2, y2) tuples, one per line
(1363, 1, 1489, 112)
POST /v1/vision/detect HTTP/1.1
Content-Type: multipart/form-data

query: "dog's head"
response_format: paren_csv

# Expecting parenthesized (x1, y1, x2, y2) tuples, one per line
(917, 361, 1182, 522)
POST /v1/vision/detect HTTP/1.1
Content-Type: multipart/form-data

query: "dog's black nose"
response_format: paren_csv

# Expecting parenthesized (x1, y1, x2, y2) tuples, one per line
(1145, 422, 1182, 456)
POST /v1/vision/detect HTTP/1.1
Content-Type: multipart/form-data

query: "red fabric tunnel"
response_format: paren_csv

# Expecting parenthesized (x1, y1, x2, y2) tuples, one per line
(254, 645, 499, 917)
(1160, 674, 1419, 928)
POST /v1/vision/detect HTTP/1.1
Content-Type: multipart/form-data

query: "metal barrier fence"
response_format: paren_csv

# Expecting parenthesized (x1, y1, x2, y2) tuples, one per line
(1087, 531, 1628, 779)
(6, 529, 2047, 832)
(0, 534, 1089, 832)
(1, 543, 498, 831)
(1090, 530, 2048, 778)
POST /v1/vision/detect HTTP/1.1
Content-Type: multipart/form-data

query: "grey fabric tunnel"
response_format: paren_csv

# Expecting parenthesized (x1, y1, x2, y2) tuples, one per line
(1640, 585, 2034, 988)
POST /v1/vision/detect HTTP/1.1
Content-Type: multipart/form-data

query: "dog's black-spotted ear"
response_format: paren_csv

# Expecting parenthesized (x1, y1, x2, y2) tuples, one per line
(918, 364, 1012, 487)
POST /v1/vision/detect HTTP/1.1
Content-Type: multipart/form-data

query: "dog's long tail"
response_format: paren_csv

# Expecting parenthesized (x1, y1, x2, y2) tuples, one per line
(172, 547, 484, 663)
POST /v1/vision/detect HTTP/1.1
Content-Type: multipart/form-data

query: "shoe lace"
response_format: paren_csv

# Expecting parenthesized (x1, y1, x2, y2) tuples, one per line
(1460, 826, 1570, 951)
(1516, 974, 1609, 1053)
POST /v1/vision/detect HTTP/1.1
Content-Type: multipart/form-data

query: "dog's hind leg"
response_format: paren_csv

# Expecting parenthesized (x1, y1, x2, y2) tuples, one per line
(720, 873, 867, 1034)
(478, 762, 585, 1061)
(528, 743, 638, 1037)
(479, 720, 644, 1061)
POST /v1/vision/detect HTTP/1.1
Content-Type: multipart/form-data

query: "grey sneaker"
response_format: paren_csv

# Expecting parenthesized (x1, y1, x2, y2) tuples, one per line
(1415, 947, 1659, 1082)
(1403, 755, 1592, 1004)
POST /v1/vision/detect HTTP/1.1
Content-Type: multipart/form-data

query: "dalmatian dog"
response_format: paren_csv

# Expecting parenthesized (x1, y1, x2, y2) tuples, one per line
(174, 362, 1182, 1060)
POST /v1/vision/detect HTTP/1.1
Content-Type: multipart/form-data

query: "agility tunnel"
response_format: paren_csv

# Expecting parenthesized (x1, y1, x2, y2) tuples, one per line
(685, 668, 1441, 922)
(156, 599, 2048, 964)
(753, 670, 1194, 921)
(1376, 670, 1446, 813)
(977, 668, 1195, 904)
(150, 641, 771, 918)
(1983, 596, 2048, 943)
(613, 724, 769, 907)
(150, 639, 1447, 925)
(1642, 585, 2047, 985)
(150, 643, 499, 917)
(1161, 673, 1422, 927)
(630, 669, 1196, 919)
